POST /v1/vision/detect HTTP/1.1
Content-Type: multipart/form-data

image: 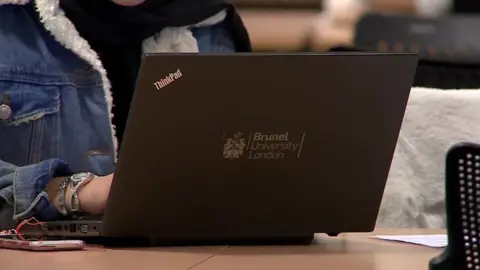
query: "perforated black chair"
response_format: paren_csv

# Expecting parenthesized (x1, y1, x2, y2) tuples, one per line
(429, 143, 480, 270)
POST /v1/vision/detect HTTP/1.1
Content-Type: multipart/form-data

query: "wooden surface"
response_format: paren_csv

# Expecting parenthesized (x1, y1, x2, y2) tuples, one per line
(237, 9, 358, 51)
(1, 229, 444, 270)
(238, 9, 320, 51)
(371, 0, 416, 13)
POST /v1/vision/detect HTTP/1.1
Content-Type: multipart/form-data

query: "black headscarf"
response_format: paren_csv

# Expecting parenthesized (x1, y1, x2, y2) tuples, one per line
(59, 0, 250, 145)
(59, 0, 230, 45)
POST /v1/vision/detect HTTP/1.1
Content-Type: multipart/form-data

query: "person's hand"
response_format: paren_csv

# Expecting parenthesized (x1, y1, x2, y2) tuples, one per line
(46, 174, 113, 216)
(77, 174, 113, 215)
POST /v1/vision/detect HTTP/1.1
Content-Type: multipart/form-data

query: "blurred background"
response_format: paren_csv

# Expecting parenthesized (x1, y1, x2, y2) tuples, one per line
(235, 0, 480, 89)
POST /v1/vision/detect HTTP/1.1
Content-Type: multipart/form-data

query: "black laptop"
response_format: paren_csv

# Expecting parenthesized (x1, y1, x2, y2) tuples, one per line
(25, 53, 418, 244)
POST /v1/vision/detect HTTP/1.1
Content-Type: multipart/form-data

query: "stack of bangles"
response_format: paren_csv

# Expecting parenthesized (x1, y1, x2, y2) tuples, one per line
(58, 172, 97, 216)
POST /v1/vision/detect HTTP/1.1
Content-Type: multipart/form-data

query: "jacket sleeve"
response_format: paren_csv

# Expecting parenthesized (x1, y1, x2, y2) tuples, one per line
(0, 159, 72, 224)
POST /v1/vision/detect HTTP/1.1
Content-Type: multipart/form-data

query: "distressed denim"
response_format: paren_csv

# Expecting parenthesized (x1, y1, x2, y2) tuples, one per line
(0, 4, 235, 227)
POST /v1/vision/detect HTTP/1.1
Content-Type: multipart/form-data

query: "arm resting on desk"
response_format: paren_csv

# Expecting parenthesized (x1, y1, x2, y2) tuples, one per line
(0, 159, 71, 228)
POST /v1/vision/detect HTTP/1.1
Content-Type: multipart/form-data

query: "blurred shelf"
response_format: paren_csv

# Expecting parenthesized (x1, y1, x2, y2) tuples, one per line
(238, 9, 320, 51)
(371, 0, 416, 13)
(238, 0, 416, 52)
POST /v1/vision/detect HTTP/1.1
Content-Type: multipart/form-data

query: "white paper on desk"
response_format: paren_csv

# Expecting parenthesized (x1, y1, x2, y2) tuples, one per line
(372, 234, 447, 248)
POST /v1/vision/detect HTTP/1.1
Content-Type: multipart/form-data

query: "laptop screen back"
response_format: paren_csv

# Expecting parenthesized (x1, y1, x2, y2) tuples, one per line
(102, 54, 418, 238)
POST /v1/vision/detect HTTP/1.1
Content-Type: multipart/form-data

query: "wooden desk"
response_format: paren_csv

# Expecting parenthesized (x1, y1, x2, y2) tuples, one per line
(1, 229, 443, 270)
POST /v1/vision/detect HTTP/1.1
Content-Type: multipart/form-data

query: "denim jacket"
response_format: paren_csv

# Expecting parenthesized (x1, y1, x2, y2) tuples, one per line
(0, 0, 236, 226)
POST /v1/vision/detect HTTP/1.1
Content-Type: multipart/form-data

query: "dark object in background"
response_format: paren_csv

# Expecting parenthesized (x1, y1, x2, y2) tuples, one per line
(453, 0, 480, 13)
(414, 62, 480, 89)
(349, 13, 480, 89)
(329, 46, 480, 89)
(429, 143, 480, 270)
(354, 13, 480, 64)
(231, 0, 322, 9)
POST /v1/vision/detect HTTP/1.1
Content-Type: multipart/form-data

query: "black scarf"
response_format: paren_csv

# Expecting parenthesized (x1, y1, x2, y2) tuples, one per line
(59, 0, 230, 45)
(59, 0, 249, 146)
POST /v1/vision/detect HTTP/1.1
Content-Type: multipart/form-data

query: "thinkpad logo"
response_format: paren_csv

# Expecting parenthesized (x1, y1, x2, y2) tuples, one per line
(153, 69, 183, 90)
(223, 132, 247, 160)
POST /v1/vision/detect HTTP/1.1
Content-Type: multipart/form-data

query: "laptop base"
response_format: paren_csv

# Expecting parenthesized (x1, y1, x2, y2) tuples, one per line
(20, 220, 102, 238)
(44, 234, 316, 247)
(24, 221, 316, 246)
(84, 234, 316, 247)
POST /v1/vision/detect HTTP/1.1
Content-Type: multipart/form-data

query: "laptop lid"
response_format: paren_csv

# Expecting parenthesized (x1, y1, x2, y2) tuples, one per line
(102, 53, 418, 239)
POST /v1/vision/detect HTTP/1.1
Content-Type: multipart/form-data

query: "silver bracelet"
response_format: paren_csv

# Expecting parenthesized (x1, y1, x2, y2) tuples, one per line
(64, 182, 80, 217)
(67, 172, 96, 214)
(71, 191, 81, 213)
(58, 177, 70, 215)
